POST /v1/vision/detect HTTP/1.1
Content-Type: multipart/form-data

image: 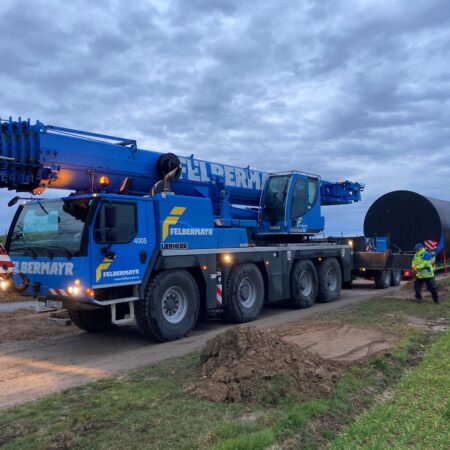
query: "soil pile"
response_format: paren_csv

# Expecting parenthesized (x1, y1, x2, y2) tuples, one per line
(0, 292, 28, 304)
(188, 326, 341, 403)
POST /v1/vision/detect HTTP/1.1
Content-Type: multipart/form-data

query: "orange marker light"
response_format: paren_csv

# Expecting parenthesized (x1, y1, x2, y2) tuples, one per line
(99, 176, 110, 188)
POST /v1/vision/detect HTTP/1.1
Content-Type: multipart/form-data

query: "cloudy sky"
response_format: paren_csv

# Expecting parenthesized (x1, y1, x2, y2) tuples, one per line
(1, 0, 449, 235)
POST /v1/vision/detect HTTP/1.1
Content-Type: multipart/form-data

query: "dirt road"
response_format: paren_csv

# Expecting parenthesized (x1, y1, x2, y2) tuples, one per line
(0, 283, 405, 409)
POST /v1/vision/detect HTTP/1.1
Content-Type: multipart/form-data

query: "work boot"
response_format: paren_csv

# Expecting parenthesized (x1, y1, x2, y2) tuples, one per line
(433, 297, 440, 304)
(414, 297, 423, 303)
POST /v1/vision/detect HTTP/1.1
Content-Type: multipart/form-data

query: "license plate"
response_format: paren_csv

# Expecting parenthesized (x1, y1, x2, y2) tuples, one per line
(39, 300, 63, 309)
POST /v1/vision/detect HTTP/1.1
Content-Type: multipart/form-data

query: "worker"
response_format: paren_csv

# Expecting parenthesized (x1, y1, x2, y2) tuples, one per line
(412, 243, 439, 304)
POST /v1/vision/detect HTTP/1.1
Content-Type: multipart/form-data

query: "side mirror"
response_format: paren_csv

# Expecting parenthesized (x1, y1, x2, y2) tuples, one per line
(8, 196, 20, 207)
(105, 204, 117, 229)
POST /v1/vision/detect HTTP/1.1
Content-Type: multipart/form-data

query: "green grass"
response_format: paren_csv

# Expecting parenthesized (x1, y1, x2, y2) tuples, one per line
(321, 279, 450, 335)
(0, 291, 449, 449)
(329, 329, 450, 449)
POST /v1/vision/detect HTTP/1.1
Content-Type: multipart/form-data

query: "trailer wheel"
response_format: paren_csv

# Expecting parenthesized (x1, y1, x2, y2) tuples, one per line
(68, 308, 115, 332)
(289, 259, 318, 309)
(136, 270, 200, 342)
(391, 269, 402, 286)
(375, 270, 392, 289)
(317, 258, 342, 303)
(223, 263, 264, 323)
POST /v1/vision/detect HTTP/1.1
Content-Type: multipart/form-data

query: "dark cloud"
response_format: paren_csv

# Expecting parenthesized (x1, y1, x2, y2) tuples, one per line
(1, 0, 449, 236)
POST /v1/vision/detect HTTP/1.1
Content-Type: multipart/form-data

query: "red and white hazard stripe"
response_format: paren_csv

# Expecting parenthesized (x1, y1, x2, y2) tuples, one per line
(216, 269, 222, 306)
(214, 219, 224, 226)
(48, 288, 68, 296)
(0, 244, 14, 278)
(424, 240, 437, 267)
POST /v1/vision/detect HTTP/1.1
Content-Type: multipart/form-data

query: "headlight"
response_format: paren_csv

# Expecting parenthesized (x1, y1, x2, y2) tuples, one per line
(0, 280, 8, 290)
(67, 283, 82, 296)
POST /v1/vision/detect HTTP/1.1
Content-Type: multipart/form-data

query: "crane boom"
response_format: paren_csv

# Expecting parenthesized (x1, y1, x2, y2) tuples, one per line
(0, 118, 363, 208)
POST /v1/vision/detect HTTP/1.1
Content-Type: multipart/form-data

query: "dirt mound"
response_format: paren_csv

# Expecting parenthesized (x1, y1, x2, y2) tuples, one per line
(188, 326, 341, 403)
(0, 310, 80, 344)
(0, 292, 28, 304)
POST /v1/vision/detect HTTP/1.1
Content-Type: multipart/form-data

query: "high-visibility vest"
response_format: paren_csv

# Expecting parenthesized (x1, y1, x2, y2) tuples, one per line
(412, 248, 434, 279)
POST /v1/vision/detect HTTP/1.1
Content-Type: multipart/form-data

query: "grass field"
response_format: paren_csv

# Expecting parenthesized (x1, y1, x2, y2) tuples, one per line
(329, 329, 450, 449)
(0, 284, 449, 449)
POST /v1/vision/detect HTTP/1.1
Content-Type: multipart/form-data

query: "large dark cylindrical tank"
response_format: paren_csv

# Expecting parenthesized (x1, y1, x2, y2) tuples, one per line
(364, 190, 450, 255)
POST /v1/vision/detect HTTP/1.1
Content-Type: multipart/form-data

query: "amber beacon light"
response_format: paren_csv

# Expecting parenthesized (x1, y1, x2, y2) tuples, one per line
(99, 176, 110, 189)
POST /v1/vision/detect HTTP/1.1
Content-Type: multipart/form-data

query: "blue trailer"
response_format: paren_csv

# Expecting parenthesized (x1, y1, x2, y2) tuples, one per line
(0, 118, 405, 341)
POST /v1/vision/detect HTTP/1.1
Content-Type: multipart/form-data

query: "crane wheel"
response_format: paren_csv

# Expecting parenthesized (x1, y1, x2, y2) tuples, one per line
(317, 258, 342, 303)
(68, 308, 115, 332)
(289, 259, 318, 308)
(222, 263, 264, 323)
(391, 269, 402, 286)
(375, 269, 392, 289)
(135, 270, 200, 342)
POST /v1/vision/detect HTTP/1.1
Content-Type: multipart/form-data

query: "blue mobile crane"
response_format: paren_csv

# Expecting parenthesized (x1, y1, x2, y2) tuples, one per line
(0, 117, 397, 341)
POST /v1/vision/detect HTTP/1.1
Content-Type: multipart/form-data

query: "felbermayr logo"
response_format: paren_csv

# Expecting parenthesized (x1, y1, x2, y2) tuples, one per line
(13, 261, 74, 276)
(162, 207, 213, 241)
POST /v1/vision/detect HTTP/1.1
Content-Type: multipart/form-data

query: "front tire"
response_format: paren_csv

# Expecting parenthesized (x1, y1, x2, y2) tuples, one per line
(317, 258, 342, 303)
(222, 263, 264, 323)
(68, 308, 115, 332)
(135, 270, 200, 342)
(289, 259, 318, 309)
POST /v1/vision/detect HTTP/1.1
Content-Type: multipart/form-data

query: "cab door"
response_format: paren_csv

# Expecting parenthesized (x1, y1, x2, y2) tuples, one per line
(90, 199, 150, 289)
(288, 175, 324, 233)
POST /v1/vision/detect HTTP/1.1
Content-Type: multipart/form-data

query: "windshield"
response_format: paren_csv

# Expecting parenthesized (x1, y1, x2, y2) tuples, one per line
(8, 198, 92, 257)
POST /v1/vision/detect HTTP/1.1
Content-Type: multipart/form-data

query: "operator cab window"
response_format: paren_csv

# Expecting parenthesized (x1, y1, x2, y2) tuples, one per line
(307, 177, 319, 208)
(94, 202, 137, 243)
(290, 178, 308, 219)
(262, 175, 290, 224)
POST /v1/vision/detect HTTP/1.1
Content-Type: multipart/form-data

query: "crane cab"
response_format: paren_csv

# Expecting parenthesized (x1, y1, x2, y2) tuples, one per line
(256, 172, 324, 240)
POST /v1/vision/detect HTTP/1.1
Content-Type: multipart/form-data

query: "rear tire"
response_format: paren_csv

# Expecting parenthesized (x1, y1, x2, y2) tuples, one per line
(375, 270, 392, 289)
(391, 269, 402, 286)
(68, 308, 115, 332)
(317, 258, 342, 303)
(289, 259, 318, 309)
(135, 270, 200, 342)
(223, 263, 264, 323)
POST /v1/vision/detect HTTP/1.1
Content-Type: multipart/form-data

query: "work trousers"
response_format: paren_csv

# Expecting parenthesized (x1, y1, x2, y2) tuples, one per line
(414, 277, 439, 302)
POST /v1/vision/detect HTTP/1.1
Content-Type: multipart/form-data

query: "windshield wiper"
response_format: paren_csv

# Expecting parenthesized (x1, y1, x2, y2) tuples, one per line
(46, 246, 74, 259)
(37, 200, 49, 216)
(24, 248, 38, 259)
(61, 248, 74, 259)
(43, 248, 55, 259)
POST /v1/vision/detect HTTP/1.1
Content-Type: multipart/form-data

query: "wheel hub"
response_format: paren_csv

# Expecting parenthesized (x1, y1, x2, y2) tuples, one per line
(299, 271, 312, 296)
(326, 268, 337, 291)
(238, 277, 256, 309)
(162, 286, 188, 324)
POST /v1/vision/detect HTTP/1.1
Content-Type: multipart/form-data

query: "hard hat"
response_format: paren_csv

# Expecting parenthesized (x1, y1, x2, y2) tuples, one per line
(414, 243, 424, 250)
